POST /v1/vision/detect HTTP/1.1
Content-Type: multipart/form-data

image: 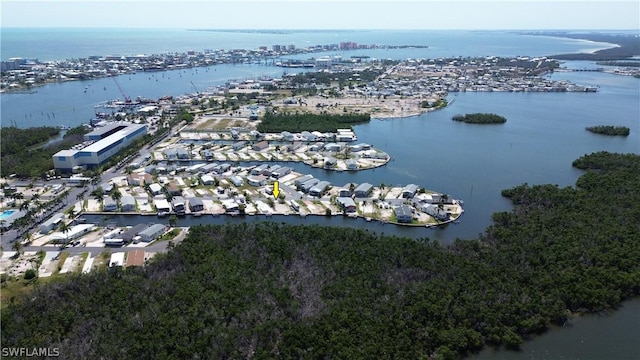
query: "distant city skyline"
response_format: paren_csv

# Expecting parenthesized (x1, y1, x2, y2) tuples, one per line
(1, 0, 639, 30)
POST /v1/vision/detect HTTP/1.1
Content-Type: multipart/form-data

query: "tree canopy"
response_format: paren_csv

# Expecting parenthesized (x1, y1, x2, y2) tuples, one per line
(452, 113, 507, 124)
(257, 111, 370, 133)
(2, 151, 639, 359)
(0, 126, 89, 178)
(585, 125, 630, 136)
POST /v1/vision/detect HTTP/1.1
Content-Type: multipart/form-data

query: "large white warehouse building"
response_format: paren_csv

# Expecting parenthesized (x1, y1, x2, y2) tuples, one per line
(53, 123, 146, 173)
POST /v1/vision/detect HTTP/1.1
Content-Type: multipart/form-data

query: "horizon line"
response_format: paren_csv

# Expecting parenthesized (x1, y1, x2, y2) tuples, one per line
(1, 26, 639, 32)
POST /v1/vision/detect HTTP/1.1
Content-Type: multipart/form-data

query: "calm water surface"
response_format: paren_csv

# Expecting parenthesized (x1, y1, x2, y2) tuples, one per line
(1, 30, 639, 357)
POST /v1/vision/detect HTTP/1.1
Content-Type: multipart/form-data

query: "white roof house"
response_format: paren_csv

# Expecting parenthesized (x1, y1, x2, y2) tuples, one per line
(50, 224, 96, 241)
(109, 252, 126, 267)
(149, 183, 163, 195)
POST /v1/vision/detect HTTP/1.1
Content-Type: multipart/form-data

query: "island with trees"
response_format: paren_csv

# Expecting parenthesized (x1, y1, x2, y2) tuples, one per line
(2, 151, 638, 359)
(452, 113, 507, 124)
(585, 125, 630, 137)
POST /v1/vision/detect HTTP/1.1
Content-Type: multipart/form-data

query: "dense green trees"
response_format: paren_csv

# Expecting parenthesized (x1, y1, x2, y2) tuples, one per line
(0, 125, 89, 178)
(1, 152, 639, 359)
(452, 113, 507, 124)
(585, 125, 630, 136)
(257, 111, 370, 132)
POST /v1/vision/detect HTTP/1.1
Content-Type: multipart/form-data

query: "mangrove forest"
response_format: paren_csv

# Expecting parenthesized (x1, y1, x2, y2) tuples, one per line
(1, 151, 639, 359)
(586, 125, 630, 136)
(452, 113, 507, 124)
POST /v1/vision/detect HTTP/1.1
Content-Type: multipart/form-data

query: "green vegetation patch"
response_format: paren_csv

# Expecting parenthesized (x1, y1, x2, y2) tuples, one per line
(257, 111, 370, 132)
(421, 98, 448, 109)
(452, 113, 507, 124)
(2, 152, 639, 359)
(0, 125, 89, 178)
(586, 125, 630, 136)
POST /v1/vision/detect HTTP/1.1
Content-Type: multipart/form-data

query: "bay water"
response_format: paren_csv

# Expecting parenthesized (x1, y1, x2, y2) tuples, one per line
(1, 29, 639, 358)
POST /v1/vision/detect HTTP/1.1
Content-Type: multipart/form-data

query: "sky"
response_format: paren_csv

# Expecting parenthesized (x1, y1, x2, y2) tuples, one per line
(1, 0, 639, 30)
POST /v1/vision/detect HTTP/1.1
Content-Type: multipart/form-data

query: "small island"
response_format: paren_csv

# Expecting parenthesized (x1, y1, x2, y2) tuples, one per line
(452, 113, 507, 124)
(586, 125, 630, 137)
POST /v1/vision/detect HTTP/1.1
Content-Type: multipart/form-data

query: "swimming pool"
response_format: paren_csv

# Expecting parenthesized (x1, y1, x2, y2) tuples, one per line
(0, 210, 17, 220)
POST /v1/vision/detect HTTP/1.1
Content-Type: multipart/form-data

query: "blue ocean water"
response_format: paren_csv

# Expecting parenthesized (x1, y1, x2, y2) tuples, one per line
(0, 28, 618, 61)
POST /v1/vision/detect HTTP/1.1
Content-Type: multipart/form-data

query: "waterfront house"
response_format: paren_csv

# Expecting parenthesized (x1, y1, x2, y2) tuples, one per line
(345, 158, 358, 170)
(301, 131, 316, 142)
(187, 163, 206, 174)
(188, 197, 204, 212)
(222, 199, 239, 213)
(324, 157, 338, 168)
(262, 165, 281, 177)
(252, 141, 269, 151)
(200, 163, 218, 173)
(271, 166, 291, 178)
(118, 224, 149, 243)
(336, 131, 356, 142)
(281, 131, 294, 141)
(394, 205, 413, 223)
(309, 181, 331, 197)
(153, 198, 171, 213)
(289, 200, 301, 212)
(139, 224, 166, 242)
(120, 195, 136, 212)
(300, 178, 320, 193)
(350, 143, 371, 152)
(422, 204, 449, 221)
(402, 184, 420, 199)
(103, 197, 118, 212)
(423, 194, 449, 204)
(336, 197, 357, 213)
(338, 188, 351, 197)
(214, 163, 231, 174)
(251, 164, 268, 175)
(353, 183, 373, 198)
(172, 196, 186, 214)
